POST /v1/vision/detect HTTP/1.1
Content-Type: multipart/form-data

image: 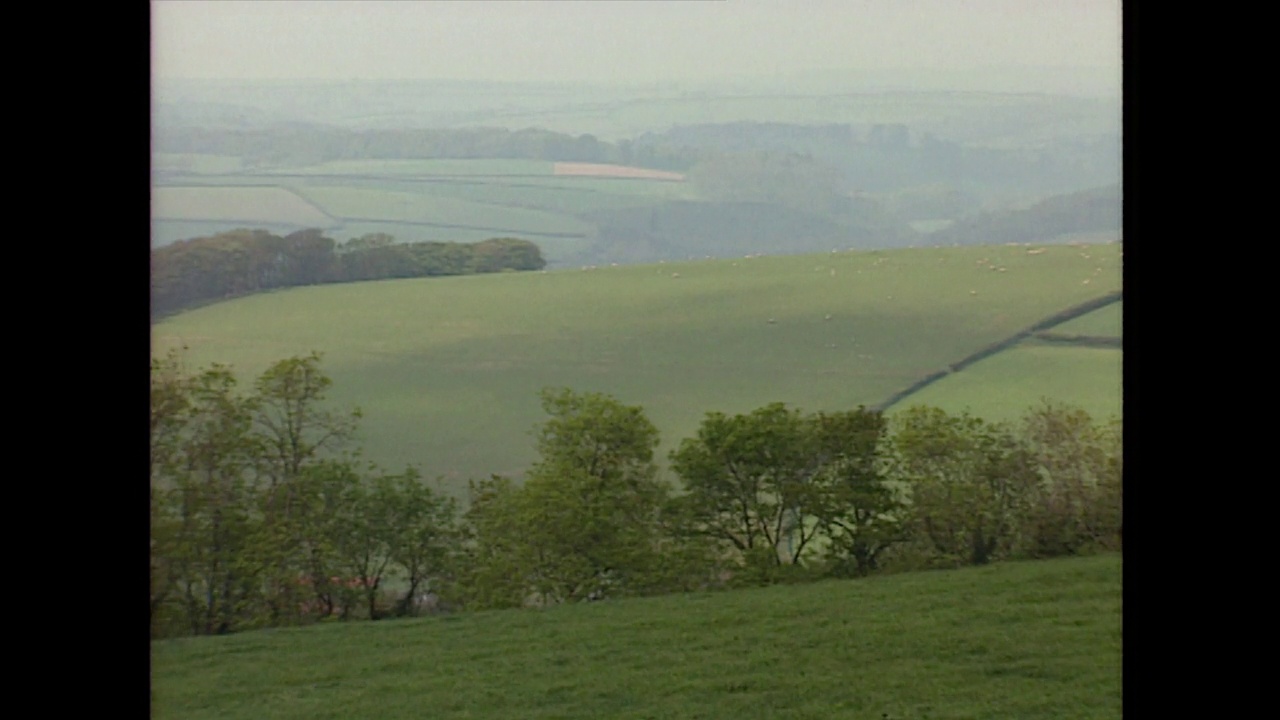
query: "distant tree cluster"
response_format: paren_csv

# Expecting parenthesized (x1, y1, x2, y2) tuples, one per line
(926, 184, 1121, 246)
(151, 230, 545, 318)
(151, 353, 1122, 638)
(155, 125, 701, 173)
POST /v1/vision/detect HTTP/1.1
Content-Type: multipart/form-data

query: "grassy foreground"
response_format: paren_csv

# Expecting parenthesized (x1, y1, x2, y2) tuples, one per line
(151, 554, 1122, 720)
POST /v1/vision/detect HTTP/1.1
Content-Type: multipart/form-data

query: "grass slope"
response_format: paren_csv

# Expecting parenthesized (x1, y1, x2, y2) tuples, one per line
(890, 343, 1122, 424)
(1045, 302, 1122, 337)
(151, 243, 1121, 491)
(151, 553, 1122, 720)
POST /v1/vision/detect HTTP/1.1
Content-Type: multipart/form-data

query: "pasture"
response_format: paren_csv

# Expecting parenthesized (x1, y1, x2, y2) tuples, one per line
(152, 186, 337, 228)
(888, 342, 1122, 424)
(257, 158, 558, 177)
(285, 187, 595, 236)
(150, 553, 1122, 720)
(1044, 301, 1122, 337)
(150, 157, 697, 260)
(151, 243, 1122, 494)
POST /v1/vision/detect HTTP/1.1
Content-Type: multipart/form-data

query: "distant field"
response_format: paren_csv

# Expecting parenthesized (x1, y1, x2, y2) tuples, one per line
(394, 180, 688, 214)
(151, 158, 701, 258)
(154, 153, 246, 174)
(152, 243, 1121, 492)
(256, 158, 556, 177)
(288, 186, 595, 236)
(553, 162, 685, 181)
(151, 553, 1122, 720)
(909, 219, 955, 234)
(152, 186, 336, 228)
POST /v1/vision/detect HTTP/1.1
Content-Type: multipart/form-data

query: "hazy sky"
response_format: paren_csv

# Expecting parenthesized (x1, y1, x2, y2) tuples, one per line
(152, 1, 1121, 84)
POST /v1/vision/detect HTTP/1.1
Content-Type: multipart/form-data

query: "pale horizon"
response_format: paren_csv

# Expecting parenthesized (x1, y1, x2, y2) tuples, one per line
(152, 1, 1121, 89)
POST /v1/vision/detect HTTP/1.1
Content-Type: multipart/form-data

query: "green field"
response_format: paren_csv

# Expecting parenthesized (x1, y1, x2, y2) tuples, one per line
(154, 153, 247, 174)
(255, 158, 557, 177)
(1046, 302, 1122, 337)
(151, 243, 1121, 492)
(152, 186, 337, 228)
(151, 553, 1122, 720)
(151, 157, 699, 258)
(288, 186, 595, 236)
(889, 343, 1122, 424)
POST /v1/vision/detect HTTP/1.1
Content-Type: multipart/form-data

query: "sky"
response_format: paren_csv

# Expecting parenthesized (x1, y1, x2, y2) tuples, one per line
(151, 0, 1121, 86)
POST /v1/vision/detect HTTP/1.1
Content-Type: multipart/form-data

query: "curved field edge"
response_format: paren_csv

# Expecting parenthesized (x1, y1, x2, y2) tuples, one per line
(150, 553, 1122, 720)
(889, 343, 1121, 424)
(1045, 302, 1121, 337)
(875, 292, 1121, 413)
(151, 243, 1121, 490)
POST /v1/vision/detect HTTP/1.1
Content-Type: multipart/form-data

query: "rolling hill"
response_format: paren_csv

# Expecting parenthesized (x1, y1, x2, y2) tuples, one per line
(151, 242, 1122, 493)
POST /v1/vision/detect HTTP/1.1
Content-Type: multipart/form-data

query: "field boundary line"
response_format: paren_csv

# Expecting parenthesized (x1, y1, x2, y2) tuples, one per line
(873, 290, 1122, 412)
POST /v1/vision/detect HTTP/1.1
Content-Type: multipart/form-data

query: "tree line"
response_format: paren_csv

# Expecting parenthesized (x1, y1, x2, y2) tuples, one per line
(155, 125, 702, 173)
(151, 353, 1121, 639)
(151, 230, 545, 318)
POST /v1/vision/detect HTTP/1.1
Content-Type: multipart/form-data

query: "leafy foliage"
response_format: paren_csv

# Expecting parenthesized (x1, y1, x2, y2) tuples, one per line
(152, 351, 1121, 639)
(152, 231, 546, 318)
(887, 406, 1036, 567)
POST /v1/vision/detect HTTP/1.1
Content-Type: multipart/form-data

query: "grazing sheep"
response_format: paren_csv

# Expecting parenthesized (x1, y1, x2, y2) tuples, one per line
(824, 314, 832, 321)
(671, 272, 681, 278)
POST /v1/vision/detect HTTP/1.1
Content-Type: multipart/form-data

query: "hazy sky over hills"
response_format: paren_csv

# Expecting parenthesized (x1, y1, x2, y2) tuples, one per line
(152, 1, 1120, 87)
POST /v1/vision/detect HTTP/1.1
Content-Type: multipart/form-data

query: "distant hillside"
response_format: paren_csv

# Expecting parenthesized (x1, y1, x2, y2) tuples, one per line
(583, 200, 917, 265)
(924, 184, 1120, 247)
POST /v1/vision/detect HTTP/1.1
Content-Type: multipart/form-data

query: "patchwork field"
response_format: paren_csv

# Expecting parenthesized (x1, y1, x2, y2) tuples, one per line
(552, 162, 686, 181)
(151, 243, 1121, 493)
(151, 157, 700, 261)
(150, 553, 1122, 720)
(286, 186, 595, 236)
(152, 186, 337, 228)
